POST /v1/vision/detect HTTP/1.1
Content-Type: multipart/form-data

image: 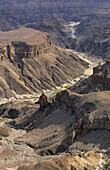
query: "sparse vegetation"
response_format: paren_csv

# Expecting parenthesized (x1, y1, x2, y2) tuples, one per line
(53, 89, 63, 94)
(64, 84, 72, 89)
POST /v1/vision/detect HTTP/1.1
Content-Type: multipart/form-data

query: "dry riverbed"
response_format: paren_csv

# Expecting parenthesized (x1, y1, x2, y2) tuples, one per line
(0, 51, 104, 105)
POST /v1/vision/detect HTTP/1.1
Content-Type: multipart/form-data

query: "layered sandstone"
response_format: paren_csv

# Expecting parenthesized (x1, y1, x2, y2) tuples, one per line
(70, 60, 110, 93)
(0, 27, 52, 62)
(17, 151, 103, 170)
(0, 28, 88, 98)
(0, 89, 109, 169)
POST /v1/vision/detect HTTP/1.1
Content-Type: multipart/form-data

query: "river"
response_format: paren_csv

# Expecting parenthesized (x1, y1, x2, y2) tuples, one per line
(65, 21, 80, 38)
(0, 21, 103, 104)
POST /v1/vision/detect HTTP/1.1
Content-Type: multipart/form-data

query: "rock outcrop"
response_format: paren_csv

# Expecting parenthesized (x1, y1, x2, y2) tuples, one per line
(17, 151, 103, 170)
(0, 89, 109, 169)
(70, 60, 110, 94)
(0, 27, 52, 62)
(0, 27, 88, 98)
(38, 93, 51, 108)
(74, 14, 110, 59)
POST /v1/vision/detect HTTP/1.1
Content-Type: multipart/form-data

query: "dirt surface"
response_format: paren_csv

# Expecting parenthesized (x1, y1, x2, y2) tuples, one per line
(0, 28, 88, 99)
(0, 87, 109, 169)
(0, 27, 49, 45)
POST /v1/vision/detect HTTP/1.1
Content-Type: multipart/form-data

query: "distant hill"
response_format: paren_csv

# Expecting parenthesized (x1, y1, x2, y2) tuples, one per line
(25, 17, 75, 49)
(0, 0, 110, 27)
(74, 14, 110, 59)
(0, 15, 13, 31)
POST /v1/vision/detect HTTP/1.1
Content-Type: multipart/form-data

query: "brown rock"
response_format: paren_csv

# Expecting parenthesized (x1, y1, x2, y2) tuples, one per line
(0, 127, 9, 137)
(0, 27, 88, 98)
(65, 130, 76, 145)
(38, 93, 50, 108)
(17, 151, 102, 170)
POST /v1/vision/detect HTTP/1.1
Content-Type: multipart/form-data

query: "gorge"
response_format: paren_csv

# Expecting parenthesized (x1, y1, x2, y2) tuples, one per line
(0, 0, 110, 169)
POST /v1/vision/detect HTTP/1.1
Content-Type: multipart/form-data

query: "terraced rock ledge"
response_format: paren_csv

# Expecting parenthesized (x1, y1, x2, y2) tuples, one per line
(0, 28, 88, 99)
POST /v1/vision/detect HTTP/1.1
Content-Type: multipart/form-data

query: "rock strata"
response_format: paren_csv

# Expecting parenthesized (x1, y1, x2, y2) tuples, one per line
(17, 151, 103, 170)
(0, 89, 109, 168)
(70, 60, 110, 93)
(0, 28, 88, 98)
(38, 93, 51, 108)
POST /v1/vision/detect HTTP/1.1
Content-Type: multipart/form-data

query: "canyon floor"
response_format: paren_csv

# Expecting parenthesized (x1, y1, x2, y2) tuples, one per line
(0, 60, 110, 169)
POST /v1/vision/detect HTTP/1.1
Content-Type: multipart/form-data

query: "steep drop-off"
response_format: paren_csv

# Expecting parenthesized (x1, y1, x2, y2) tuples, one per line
(0, 27, 88, 98)
(74, 14, 110, 60)
(26, 17, 75, 49)
(0, 62, 109, 169)
(0, 89, 109, 169)
(70, 60, 110, 94)
(26, 14, 110, 60)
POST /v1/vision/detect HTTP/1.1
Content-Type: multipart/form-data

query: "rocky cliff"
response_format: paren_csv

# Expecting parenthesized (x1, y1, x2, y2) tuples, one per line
(25, 14, 110, 60)
(0, 27, 88, 98)
(26, 17, 75, 49)
(70, 60, 110, 94)
(74, 14, 110, 59)
(0, 89, 109, 169)
(0, 62, 109, 169)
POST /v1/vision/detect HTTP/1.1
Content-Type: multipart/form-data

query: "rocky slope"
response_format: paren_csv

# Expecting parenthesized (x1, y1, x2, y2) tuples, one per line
(70, 60, 110, 94)
(0, 15, 13, 31)
(0, 1, 109, 61)
(25, 14, 110, 60)
(0, 0, 110, 28)
(0, 88, 109, 169)
(74, 14, 110, 60)
(17, 151, 103, 170)
(0, 27, 88, 98)
(0, 62, 109, 169)
(25, 17, 75, 49)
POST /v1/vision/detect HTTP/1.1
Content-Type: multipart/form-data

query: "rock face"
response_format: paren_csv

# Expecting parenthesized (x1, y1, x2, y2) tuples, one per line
(74, 14, 110, 59)
(0, 89, 109, 169)
(0, 2, 109, 61)
(38, 93, 51, 108)
(17, 151, 103, 170)
(26, 17, 75, 49)
(15, 90, 110, 158)
(25, 14, 110, 60)
(70, 61, 110, 94)
(0, 27, 88, 98)
(0, 0, 110, 28)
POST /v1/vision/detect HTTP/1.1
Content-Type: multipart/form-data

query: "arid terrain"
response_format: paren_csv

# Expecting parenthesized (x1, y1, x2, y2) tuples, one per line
(0, 62, 110, 169)
(0, 0, 110, 28)
(0, 27, 88, 99)
(0, 0, 110, 169)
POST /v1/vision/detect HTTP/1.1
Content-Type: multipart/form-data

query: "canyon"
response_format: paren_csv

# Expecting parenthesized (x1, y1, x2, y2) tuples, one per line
(0, 62, 109, 169)
(0, 0, 109, 169)
(0, 27, 88, 99)
(0, 0, 110, 28)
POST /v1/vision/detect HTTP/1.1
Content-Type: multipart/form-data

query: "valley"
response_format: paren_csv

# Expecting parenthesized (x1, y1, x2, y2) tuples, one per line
(0, 0, 110, 169)
(0, 49, 101, 105)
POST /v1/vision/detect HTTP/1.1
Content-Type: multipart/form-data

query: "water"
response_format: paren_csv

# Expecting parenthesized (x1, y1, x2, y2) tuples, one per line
(68, 21, 80, 38)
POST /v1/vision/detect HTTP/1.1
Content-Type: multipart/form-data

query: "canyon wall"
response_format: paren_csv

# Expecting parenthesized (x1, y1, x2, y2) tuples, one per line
(0, 0, 110, 28)
(0, 28, 88, 98)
